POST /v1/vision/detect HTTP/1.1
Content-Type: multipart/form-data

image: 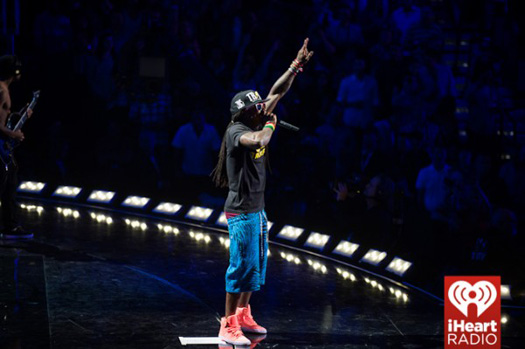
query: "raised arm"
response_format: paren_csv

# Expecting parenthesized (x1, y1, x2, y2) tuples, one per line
(264, 38, 314, 114)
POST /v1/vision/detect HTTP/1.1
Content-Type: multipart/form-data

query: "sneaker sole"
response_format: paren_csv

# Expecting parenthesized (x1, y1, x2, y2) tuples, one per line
(241, 327, 267, 334)
(219, 335, 251, 346)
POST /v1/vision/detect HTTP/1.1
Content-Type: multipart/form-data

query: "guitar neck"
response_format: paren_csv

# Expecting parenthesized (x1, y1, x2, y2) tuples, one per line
(12, 92, 39, 131)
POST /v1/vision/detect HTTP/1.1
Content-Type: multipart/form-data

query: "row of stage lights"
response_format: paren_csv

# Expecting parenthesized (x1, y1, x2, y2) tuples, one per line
(16, 181, 515, 300)
(17, 181, 413, 278)
(19, 189, 515, 304)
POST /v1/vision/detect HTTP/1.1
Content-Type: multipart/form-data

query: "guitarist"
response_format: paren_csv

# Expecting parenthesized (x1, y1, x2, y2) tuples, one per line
(0, 55, 33, 239)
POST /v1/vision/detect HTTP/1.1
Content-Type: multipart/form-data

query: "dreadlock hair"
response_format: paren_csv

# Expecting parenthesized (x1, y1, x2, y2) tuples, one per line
(211, 111, 242, 188)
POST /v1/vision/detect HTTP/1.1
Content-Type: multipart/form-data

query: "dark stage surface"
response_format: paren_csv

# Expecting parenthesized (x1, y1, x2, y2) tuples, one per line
(1, 200, 523, 349)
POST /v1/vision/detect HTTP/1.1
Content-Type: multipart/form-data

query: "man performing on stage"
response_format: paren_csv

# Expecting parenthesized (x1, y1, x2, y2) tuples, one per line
(212, 38, 313, 346)
(0, 55, 33, 240)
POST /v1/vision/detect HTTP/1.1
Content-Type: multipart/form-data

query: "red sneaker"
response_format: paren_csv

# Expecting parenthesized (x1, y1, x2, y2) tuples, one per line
(218, 315, 251, 346)
(235, 305, 267, 334)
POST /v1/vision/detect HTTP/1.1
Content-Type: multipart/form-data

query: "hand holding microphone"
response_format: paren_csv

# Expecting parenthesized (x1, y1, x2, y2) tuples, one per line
(263, 111, 300, 132)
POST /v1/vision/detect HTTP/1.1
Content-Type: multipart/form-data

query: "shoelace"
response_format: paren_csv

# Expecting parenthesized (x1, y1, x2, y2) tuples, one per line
(226, 325, 244, 338)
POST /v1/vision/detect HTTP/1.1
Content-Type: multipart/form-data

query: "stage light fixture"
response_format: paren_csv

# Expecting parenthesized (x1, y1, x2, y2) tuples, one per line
(186, 206, 213, 221)
(360, 249, 387, 266)
(385, 257, 412, 276)
(53, 186, 82, 198)
(18, 181, 46, 193)
(304, 232, 330, 250)
(153, 202, 182, 215)
(216, 212, 228, 227)
(87, 190, 115, 203)
(276, 225, 304, 241)
(333, 240, 360, 258)
(122, 195, 150, 209)
(501, 285, 511, 300)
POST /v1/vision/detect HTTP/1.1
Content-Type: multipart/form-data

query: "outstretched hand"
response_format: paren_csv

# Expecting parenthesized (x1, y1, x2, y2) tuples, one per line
(296, 38, 314, 65)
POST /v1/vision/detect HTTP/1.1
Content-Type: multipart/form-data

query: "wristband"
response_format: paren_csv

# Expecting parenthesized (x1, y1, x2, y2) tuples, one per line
(264, 122, 276, 131)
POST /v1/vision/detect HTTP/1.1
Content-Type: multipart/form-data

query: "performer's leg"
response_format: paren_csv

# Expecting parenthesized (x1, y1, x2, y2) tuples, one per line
(225, 292, 241, 317)
(238, 291, 252, 308)
(1, 163, 19, 230)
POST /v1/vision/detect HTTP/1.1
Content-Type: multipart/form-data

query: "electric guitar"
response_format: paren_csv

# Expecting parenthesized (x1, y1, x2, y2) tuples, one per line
(0, 90, 40, 168)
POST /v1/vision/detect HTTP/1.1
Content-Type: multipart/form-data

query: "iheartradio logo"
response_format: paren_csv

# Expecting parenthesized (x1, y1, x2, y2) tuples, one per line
(448, 281, 498, 317)
(445, 276, 501, 348)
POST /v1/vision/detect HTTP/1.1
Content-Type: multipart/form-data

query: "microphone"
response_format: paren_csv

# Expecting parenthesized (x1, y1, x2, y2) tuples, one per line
(278, 120, 300, 132)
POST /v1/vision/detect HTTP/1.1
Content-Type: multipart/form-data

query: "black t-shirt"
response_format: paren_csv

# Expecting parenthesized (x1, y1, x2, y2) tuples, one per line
(224, 122, 267, 213)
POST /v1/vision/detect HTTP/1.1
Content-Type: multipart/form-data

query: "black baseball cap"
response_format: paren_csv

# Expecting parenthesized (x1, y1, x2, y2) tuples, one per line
(230, 90, 269, 116)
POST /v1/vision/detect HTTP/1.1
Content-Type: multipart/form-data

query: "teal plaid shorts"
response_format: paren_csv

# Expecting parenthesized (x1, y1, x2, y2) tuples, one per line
(225, 210, 268, 293)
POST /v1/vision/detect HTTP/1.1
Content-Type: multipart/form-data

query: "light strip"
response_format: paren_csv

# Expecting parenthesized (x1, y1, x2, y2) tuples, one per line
(124, 218, 147, 230)
(87, 190, 115, 203)
(121, 195, 150, 208)
(306, 259, 328, 273)
(336, 267, 357, 281)
(360, 249, 387, 266)
(333, 240, 360, 258)
(56, 207, 80, 218)
(186, 206, 213, 221)
(53, 186, 82, 198)
(89, 212, 113, 224)
(385, 257, 412, 276)
(188, 230, 212, 243)
(304, 232, 330, 250)
(276, 225, 304, 241)
(280, 252, 301, 265)
(156, 223, 180, 235)
(20, 203, 44, 214)
(153, 202, 182, 215)
(17, 181, 46, 193)
(501, 285, 512, 300)
(216, 212, 228, 227)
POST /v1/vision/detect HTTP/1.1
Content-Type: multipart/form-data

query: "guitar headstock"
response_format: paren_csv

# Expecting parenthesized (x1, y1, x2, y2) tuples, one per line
(33, 90, 41, 99)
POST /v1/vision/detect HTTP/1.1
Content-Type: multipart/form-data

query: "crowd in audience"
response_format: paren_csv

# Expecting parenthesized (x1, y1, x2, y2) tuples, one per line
(3, 0, 524, 293)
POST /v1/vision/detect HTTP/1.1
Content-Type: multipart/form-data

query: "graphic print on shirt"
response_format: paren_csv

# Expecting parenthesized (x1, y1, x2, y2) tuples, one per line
(251, 146, 266, 160)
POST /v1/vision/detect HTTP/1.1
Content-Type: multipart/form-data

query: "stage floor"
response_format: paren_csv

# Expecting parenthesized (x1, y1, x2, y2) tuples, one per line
(1, 200, 523, 348)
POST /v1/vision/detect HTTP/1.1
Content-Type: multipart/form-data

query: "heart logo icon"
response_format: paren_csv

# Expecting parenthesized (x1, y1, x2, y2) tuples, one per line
(448, 281, 497, 317)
